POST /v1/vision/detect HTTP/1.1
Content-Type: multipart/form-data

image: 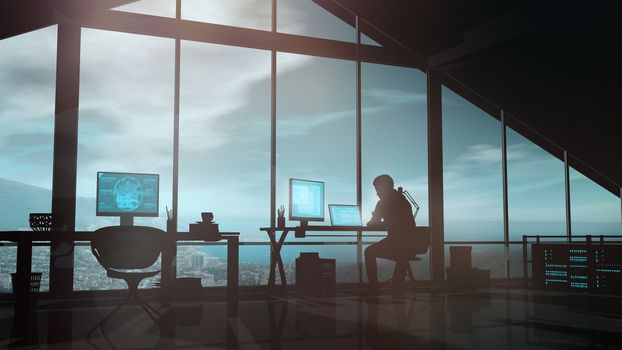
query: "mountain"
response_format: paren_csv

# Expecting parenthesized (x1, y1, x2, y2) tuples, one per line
(0, 177, 52, 230)
(0, 177, 96, 230)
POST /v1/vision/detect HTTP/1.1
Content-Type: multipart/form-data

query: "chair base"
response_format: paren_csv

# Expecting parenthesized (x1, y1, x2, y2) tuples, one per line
(86, 277, 162, 350)
(388, 259, 420, 292)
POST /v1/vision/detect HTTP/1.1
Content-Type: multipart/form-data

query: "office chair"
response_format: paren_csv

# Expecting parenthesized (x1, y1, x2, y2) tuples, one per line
(86, 225, 167, 344)
(388, 228, 431, 289)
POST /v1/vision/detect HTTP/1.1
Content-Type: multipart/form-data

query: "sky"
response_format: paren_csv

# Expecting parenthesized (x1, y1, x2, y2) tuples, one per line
(0, 0, 620, 240)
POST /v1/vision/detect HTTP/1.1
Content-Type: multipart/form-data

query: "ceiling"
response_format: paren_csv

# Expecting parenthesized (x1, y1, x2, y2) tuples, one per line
(2, 0, 620, 195)
(324, 0, 621, 195)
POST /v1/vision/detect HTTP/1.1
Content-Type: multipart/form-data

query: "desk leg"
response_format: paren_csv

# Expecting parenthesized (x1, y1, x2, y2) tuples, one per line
(227, 237, 239, 317)
(161, 241, 176, 307)
(267, 229, 288, 290)
(275, 230, 289, 288)
(15, 240, 33, 313)
(267, 230, 277, 287)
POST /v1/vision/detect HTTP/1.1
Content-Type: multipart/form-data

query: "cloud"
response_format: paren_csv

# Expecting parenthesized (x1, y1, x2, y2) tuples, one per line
(362, 88, 426, 106)
(455, 144, 502, 165)
(277, 109, 355, 137)
(0, 26, 57, 188)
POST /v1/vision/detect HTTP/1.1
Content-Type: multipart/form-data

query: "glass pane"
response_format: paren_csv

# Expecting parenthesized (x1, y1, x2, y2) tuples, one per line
(182, 0, 271, 31)
(74, 246, 124, 290)
(509, 244, 528, 279)
(361, 33, 381, 47)
(114, 0, 175, 18)
(361, 63, 428, 226)
(570, 168, 621, 236)
(177, 245, 227, 286)
(176, 245, 270, 287)
(276, 52, 356, 230)
(239, 245, 270, 286)
(178, 41, 270, 238)
(278, 0, 355, 42)
(0, 26, 56, 231)
(507, 127, 566, 241)
(0, 246, 17, 293)
(31, 246, 50, 292)
(442, 86, 503, 241)
(359, 20, 385, 47)
(76, 29, 174, 232)
(0, 27, 56, 294)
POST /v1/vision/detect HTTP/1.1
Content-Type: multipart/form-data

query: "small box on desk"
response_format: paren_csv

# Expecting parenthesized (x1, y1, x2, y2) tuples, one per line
(189, 223, 221, 240)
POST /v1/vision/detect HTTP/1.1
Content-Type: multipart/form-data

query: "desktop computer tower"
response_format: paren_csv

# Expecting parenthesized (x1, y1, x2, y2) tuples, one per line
(295, 253, 336, 297)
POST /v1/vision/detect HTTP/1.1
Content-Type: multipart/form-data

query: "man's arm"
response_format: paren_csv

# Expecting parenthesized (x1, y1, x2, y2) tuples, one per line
(366, 201, 384, 226)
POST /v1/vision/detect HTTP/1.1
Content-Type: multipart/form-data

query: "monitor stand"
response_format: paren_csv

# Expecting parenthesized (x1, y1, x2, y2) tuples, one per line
(120, 216, 134, 226)
(295, 220, 309, 238)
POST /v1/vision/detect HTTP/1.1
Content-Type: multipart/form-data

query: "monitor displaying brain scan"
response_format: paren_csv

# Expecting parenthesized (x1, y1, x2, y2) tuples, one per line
(96, 172, 159, 217)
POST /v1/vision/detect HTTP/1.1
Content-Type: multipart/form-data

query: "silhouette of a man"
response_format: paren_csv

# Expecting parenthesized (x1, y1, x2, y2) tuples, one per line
(365, 174, 416, 293)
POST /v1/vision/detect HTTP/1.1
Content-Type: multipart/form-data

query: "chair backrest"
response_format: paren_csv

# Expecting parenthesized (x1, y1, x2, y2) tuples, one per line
(411, 227, 431, 255)
(91, 226, 165, 270)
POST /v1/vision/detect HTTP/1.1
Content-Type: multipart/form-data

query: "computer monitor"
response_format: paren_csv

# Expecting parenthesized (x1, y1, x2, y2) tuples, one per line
(96, 172, 159, 217)
(329, 204, 362, 226)
(289, 178, 325, 224)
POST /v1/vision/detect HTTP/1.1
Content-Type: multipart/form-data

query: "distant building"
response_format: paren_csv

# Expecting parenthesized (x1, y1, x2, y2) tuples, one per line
(191, 254, 204, 269)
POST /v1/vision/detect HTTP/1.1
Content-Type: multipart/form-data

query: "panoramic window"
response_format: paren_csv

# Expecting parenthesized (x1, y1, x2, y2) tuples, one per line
(361, 63, 429, 280)
(442, 86, 505, 277)
(505, 128, 566, 278)
(442, 87, 503, 241)
(0, 26, 57, 292)
(276, 52, 357, 282)
(507, 127, 566, 241)
(570, 168, 621, 236)
(177, 41, 271, 286)
(75, 29, 174, 290)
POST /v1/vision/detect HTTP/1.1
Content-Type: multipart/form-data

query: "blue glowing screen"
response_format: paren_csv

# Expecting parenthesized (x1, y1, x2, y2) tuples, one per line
(329, 205, 361, 226)
(289, 178, 324, 221)
(96, 172, 159, 216)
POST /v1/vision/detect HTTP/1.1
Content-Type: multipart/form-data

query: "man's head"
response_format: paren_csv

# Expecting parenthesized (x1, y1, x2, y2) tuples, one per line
(373, 174, 394, 199)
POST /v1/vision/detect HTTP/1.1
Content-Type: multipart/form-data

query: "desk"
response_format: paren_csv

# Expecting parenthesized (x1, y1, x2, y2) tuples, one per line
(0, 231, 239, 316)
(260, 226, 391, 288)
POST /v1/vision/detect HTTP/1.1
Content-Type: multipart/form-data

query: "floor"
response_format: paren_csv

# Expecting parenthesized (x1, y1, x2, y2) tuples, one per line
(1, 286, 621, 349)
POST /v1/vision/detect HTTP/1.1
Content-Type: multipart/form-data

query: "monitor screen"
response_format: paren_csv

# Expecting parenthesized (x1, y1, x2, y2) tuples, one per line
(96, 172, 159, 217)
(329, 205, 362, 226)
(289, 178, 325, 222)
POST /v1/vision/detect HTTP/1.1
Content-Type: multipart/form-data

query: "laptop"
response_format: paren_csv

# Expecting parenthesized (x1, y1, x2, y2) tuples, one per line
(328, 204, 362, 226)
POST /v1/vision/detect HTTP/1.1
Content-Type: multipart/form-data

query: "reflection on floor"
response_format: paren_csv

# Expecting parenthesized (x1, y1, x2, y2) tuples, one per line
(1, 287, 622, 349)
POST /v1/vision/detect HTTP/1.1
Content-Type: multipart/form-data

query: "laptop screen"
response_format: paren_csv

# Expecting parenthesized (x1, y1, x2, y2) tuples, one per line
(329, 205, 362, 226)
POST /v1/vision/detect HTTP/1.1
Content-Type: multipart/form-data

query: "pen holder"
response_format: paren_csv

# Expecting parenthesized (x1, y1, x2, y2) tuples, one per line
(277, 217, 285, 228)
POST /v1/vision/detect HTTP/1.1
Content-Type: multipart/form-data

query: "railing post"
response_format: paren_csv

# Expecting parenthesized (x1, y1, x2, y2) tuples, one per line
(522, 235, 528, 287)
(501, 111, 510, 279)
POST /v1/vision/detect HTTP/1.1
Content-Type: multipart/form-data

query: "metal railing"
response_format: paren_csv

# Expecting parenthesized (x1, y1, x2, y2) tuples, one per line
(1, 234, 539, 292)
